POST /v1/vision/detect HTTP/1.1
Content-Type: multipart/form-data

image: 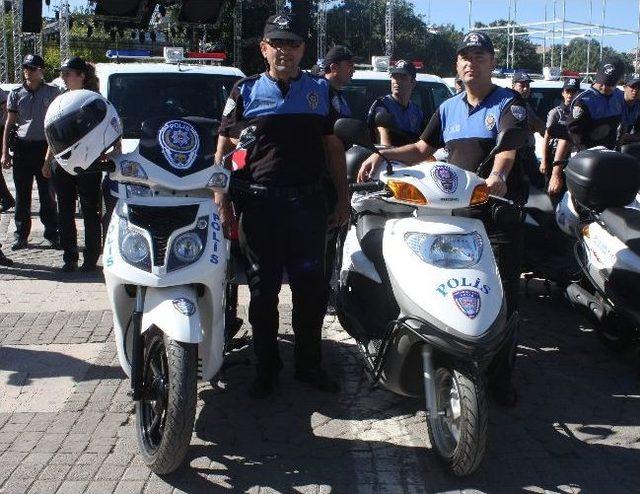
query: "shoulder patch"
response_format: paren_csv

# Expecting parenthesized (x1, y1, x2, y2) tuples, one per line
(572, 106, 584, 119)
(511, 105, 527, 121)
(222, 98, 236, 117)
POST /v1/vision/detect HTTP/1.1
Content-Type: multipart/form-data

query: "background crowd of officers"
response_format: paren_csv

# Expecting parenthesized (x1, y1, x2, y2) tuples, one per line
(0, 14, 638, 403)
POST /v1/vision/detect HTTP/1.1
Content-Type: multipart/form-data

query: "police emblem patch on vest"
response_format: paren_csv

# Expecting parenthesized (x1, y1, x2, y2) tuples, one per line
(572, 106, 583, 119)
(430, 164, 458, 194)
(158, 120, 200, 170)
(485, 113, 496, 130)
(453, 289, 481, 319)
(307, 91, 319, 110)
(511, 105, 526, 121)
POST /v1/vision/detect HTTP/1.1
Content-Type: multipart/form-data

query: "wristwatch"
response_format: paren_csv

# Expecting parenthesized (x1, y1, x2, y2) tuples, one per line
(489, 171, 507, 182)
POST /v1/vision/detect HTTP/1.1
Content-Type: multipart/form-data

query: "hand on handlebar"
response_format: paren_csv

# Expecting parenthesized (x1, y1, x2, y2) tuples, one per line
(357, 154, 383, 182)
(485, 174, 507, 197)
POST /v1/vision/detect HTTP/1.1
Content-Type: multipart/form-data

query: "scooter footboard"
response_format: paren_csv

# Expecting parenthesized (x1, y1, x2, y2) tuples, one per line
(142, 286, 203, 344)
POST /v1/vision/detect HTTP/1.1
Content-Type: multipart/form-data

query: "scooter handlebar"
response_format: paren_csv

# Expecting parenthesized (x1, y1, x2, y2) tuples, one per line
(349, 181, 385, 193)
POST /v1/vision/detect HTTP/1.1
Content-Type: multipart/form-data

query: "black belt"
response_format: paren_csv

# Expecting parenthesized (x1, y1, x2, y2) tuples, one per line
(234, 180, 324, 199)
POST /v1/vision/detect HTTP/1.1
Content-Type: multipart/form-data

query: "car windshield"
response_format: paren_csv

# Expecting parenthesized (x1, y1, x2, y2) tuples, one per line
(341, 79, 452, 122)
(108, 73, 239, 139)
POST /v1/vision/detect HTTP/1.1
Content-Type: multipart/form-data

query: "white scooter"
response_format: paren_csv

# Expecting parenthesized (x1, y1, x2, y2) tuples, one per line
(333, 119, 528, 476)
(560, 145, 640, 349)
(97, 118, 251, 474)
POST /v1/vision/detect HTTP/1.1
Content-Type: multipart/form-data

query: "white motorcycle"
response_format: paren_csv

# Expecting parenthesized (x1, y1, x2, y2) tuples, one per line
(333, 119, 528, 476)
(560, 145, 640, 349)
(98, 118, 250, 474)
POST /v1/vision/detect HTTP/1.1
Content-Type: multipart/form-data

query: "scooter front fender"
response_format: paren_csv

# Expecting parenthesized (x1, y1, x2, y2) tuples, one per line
(141, 286, 202, 344)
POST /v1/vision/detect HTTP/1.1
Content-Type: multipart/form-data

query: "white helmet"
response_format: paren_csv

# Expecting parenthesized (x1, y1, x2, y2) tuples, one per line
(45, 89, 121, 175)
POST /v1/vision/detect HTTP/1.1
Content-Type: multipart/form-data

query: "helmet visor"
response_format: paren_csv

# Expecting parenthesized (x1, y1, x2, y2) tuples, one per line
(46, 98, 107, 155)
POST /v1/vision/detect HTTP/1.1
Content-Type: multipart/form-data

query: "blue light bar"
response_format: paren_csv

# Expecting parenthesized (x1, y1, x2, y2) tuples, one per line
(106, 49, 153, 59)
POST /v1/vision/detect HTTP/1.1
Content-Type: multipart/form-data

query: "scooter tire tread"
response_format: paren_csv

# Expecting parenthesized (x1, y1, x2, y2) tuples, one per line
(429, 368, 488, 477)
(136, 334, 198, 475)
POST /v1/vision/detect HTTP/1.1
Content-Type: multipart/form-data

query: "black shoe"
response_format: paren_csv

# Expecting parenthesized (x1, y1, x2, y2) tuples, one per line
(11, 239, 27, 251)
(0, 199, 15, 213)
(249, 375, 279, 399)
(80, 262, 98, 272)
(0, 251, 13, 266)
(490, 381, 518, 408)
(43, 237, 61, 250)
(61, 261, 78, 273)
(294, 367, 340, 394)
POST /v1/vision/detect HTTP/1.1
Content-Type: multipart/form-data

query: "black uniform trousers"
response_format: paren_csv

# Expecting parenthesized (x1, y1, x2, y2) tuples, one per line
(52, 167, 102, 265)
(458, 204, 523, 388)
(12, 140, 58, 241)
(0, 126, 15, 206)
(238, 193, 329, 379)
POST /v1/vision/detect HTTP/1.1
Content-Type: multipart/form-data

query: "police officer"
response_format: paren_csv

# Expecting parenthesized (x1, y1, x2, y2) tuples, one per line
(367, 60, 425, 146)
(511, 71, 545, 189)
(619, 73, 640, 139)
(215, 14, 349, 398)
(549, 59, 625, 195)
(0, 89, 15, 212)
(323, 45, 354, 117)
(358, 32, 529, 407)
(42, 57, 102, 272)
(540, 77, 581, 196)
(1, 54, 60, 250)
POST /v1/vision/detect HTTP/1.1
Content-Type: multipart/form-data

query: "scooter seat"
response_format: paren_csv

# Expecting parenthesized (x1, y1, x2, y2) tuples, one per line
(599, 207, 640, 256)
(356, 214, 388, 280)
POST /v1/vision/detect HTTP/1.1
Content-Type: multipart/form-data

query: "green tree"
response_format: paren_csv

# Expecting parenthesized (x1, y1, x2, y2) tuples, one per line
(474, 20, 542, 72)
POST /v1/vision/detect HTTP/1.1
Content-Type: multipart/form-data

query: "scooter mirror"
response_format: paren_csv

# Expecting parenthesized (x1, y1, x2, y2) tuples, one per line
(334, 118, 375, 150)
(237, 125, 257, 150)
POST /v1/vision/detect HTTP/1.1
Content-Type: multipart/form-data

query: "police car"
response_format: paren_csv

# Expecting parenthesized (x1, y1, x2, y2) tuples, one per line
(492, 77, 590, 159)
(95, 47, 245, 152)
(341, 56, 453, 123)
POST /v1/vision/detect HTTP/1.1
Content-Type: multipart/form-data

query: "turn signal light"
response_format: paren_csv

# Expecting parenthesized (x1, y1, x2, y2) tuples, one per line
(581, 225, 590, 237)
(387, 180, 428, 205)
(470, 184, 489, 205)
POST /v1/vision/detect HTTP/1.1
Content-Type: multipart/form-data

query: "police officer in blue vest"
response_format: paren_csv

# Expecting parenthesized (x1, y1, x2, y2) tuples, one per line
(367, 60, 425, 146)
(323, 45, 354, 118)
(358, 32, 530, 407)
(215, 14, 349, 399)
(549, 59, 625, 195)
(620, 73, 640, 139)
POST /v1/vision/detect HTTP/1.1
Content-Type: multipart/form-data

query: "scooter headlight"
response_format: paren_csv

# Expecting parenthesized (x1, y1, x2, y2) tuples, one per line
(404, 232, 483, 268)
(172, 232, 204, 263)
(121, 230, 150, 264)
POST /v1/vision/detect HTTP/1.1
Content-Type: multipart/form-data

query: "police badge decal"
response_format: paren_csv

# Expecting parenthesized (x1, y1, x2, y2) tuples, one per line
(431, 164, 459, 194)
(453, 289, 481, 319)
(158, 120, 200, 170)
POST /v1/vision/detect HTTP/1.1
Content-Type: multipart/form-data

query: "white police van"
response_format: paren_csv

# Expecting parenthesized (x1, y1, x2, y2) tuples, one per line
(342, 56, 453, 124)
(95, 47, 245, 152)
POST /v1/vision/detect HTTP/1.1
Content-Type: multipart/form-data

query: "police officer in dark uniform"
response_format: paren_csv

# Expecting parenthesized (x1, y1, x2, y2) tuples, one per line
(511, 71, 545, 189)
(323, 45, 354, 118)
(358, 32, 529, 407)
(215, 14, 349, 398)
(367, 60, 425, 146)
(540, 77, 580, 197)
(1, 54, 60, 250)
(549, 59, 625, 195)
(620, 73, 640, 139)
(0, 89, 15, 212)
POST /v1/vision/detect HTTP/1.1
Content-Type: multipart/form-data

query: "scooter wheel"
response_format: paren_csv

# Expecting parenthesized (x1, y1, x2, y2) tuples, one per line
(135, 330, 198, 475)
(427, 367, 488, 477)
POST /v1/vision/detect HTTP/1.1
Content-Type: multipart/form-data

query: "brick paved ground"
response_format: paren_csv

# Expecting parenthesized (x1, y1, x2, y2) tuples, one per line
(0, 175, 639, 493)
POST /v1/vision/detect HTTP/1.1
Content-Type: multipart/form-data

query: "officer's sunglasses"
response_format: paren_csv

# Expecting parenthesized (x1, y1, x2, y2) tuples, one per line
(265, 39, 303, 49)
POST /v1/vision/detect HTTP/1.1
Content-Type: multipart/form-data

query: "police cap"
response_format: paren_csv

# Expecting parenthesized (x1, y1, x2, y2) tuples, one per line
(595, 59, 625, 86)
(625, 73, 640, 87)
(60, 57, 88, 72)
(456, 31, 495, 56)
(512, 71, 533, 83)
(263, 14, 305, 42)
(563, 77, 581, 92)
(22, 54, 44, 69)
(390, 60, 417, 78)
(323, 45, 354, 71)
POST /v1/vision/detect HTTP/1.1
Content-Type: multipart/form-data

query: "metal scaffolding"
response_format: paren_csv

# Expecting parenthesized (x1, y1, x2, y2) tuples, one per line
(11, 0, 22, 82)
(385, 0, 394, 57)
(0, 4, 8, 83)
(233, 0, 242, 68)
(472, 0, 640, 73)
(316, 0, 327, 60)
(59, 0, 70, 63)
